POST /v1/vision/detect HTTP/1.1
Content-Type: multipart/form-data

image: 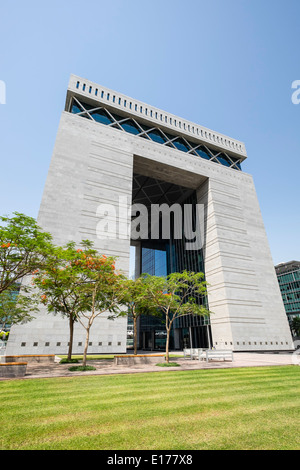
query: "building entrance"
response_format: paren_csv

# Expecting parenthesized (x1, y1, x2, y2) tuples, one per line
(130, 169, 212, 351)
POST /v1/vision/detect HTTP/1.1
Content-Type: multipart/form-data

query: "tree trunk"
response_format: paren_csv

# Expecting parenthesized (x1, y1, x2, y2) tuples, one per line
(67, 315, 74, 361)
(83, 325, 91, 367)
(133, 315, 137, 355)
(82, 288, 96, 367)
(166, 327, 170, 363)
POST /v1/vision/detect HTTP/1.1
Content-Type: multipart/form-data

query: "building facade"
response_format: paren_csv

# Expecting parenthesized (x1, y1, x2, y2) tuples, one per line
(275, 261, 300, 335)
(6, 74, 294, 355)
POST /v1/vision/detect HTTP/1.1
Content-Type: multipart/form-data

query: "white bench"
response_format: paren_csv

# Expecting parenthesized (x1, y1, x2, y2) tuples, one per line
(202, 349, 233, 362)
(184, 348, 192, 359)
(184, 348, 208, 360)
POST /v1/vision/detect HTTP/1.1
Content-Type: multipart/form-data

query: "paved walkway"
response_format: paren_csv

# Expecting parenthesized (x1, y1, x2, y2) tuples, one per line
(1, 352, 297, 381)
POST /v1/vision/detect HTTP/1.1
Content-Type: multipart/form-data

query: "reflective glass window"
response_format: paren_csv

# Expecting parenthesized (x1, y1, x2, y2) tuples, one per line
(172, 138, 190, 152)
(194, 147, 211, 160)
(147, 129, 168, 144)
(91, 108, 114, 125)
(120, 120, 141, 135)
(71, 102, 82, 114)
(215, 154, 231, 167)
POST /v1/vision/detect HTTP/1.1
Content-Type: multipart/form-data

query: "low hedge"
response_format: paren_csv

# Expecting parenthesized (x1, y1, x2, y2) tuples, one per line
(68, 365, 96, 372)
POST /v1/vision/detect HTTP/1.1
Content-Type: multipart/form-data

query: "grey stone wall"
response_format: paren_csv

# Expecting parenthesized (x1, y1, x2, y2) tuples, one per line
(6, 93, 294, 354)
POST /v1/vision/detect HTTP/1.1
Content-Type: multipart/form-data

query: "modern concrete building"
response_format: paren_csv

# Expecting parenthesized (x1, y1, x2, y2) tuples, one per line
(6, 74, 294, 355)
(275, 261, 300, 335)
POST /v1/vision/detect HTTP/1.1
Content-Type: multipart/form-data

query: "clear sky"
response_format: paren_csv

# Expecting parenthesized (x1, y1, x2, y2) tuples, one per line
(0, 0, 299, 265)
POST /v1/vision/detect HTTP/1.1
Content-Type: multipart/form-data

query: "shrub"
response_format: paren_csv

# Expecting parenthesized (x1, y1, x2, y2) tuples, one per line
(68, 365, 96, 372)
(0, 331, 9, 341)
(60, 358, 79, 364)
(156, 362, 180, 367)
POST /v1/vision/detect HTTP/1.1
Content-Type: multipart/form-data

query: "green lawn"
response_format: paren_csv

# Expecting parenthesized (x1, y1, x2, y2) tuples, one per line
(0, 366, 299, 450)
(58, 354, 116, 361)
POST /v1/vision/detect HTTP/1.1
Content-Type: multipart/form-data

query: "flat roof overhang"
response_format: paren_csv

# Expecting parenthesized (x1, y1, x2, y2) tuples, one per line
(64, 74, 248, 163)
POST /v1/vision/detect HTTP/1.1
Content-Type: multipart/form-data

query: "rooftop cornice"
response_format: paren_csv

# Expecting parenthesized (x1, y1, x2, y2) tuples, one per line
(66, 74, 247, 161)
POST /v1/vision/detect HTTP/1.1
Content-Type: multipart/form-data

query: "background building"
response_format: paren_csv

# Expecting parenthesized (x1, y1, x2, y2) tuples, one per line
(6, 74, 294, 355)
(275, 261, 300, 336)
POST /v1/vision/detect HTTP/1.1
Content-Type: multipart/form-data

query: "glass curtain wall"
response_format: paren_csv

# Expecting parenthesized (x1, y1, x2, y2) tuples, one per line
(137, 190, 212, 350)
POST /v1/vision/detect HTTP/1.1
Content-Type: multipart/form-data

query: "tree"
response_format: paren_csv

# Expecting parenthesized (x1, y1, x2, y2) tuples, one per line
(75, 254, 126, 367)
(120, 277, 159, 355)
(0, 284, 38, 330)
(142, 270, 210, 363)
(32, 240, 100, 361)
(291, 316, 300, 337)
(0, 212, 54, 294)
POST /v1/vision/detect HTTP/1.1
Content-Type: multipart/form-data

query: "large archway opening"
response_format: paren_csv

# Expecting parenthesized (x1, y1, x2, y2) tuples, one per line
(127, 156, 212, 351)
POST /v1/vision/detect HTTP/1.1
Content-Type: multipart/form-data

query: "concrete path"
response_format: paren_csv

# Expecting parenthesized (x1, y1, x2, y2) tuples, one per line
(0, 352, 297, 381)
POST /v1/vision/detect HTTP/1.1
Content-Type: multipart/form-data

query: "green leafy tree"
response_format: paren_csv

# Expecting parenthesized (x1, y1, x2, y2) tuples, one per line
(33, 241, 127, 364)
(0, 288, 38, 329)
(143, 270, 210, 362)
(0, 212, 54, 294)
(32, 241, 100, 361)
(75, 255, 126, 367)
(291, 316, 300, 337)
(120, 277, 160, 355)
(0, 285, 38, 330)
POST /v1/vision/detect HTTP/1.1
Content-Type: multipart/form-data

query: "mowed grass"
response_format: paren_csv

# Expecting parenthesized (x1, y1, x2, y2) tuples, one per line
(0, 366, 299, 450)
(58, 355, 116, 361)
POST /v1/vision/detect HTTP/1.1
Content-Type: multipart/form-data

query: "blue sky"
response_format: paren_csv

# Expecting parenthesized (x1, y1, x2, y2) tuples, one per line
(0, 0, 299, 265)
